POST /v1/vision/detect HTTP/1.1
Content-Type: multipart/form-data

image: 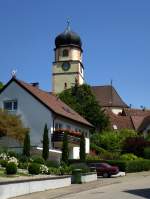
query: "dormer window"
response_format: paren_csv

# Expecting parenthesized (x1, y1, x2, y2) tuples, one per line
(3, 100, 18, 111)
(62, 49, 69, 57)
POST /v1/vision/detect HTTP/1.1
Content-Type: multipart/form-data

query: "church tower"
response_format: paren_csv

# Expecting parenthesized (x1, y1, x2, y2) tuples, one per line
(52, 22, 84, 93)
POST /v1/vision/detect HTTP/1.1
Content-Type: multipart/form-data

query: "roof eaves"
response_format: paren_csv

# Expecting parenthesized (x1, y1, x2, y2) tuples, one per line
(2, 78, 92, 128)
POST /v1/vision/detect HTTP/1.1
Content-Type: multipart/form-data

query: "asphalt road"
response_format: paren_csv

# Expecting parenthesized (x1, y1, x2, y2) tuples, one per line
(12, 171, 150, 199)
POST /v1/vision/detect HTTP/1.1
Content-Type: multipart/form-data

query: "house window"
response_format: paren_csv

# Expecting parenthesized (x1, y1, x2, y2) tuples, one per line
(3, 100, 18, 111)
(55, 123, 63, 129)
(66, 125, 71, 130)
(62, 49, 69, 57)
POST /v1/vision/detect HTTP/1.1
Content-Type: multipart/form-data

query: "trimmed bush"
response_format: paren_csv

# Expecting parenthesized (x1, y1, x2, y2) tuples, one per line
(6, 162, 17, 175)
(32, 155, 45, 164)
(126, 160, 150, 172)
(28, 163, 40, 175)
(144, 147, 150, 159)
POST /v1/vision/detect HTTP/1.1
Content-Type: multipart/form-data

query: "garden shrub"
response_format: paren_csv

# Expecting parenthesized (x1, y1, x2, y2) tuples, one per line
(40, 164, 49, 174)
(32, 155, 45, 164)
(144, 147, 150, 159)
(60, 165, 72, 175)
(70, 162, 90, 173)
(48, 167, 61, 175)
(126, 160, 150, 172)
(6, 162, 17, 175)
(18, 155, 29, 163)
(0, 152, 8, 160)
(28, 163, 40, 175)
(7, 151, 18, 158)
(8, 157, 18, 166)
(18, 162, 28, 170)
(122, 137, 150, 157)
(120, 153, 139, 161)
(46, 160, 59, 168)
(0, 159, 8, 167)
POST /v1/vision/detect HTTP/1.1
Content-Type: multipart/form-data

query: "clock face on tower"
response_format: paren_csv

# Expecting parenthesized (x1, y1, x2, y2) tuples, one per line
(62, 62, 70, 71)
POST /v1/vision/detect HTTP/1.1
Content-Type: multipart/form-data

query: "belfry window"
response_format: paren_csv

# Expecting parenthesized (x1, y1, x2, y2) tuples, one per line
(62, 49, 69, 57)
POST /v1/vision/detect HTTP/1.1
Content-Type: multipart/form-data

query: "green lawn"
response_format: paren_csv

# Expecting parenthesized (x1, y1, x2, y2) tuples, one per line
(0, 168, 6, 177)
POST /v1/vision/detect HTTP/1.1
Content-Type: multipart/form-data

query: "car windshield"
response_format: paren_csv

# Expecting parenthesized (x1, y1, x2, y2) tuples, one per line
(100, 163, 111, 168)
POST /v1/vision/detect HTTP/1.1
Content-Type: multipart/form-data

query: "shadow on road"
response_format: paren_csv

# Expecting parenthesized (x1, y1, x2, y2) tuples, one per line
(124, 188, 150, 199)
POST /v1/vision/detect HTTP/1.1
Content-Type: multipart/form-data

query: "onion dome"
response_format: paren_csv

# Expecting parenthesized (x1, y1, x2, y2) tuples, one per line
(55, 21, 82, 49)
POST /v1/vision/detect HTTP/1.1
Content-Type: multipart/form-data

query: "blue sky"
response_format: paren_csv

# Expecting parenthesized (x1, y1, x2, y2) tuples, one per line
(0, 0, 150, 108)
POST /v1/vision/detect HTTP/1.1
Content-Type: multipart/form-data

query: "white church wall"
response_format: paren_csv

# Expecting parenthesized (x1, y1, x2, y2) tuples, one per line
(111, 108, 123, 115)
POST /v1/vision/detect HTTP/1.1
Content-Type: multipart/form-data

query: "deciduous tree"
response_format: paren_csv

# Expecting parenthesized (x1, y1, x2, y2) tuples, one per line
(59, 84, 109, 132)
(0, 109, 29, 142)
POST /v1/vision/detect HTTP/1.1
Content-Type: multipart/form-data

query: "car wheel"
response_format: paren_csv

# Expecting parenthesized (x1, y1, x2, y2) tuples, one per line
(103, 172, 109, 178)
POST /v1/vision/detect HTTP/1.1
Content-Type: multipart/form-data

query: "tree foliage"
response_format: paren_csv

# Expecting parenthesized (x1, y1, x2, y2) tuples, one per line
(0, 109, 29, 142)
(80, 133, 86, 161)
(59, 84, 109, 132)
(23, 131, 30, 157)
(0, 82, 3, 90)
(91, 129, 138, 152)
(42, 124, 49, 160)
(61, 132, 69, 164)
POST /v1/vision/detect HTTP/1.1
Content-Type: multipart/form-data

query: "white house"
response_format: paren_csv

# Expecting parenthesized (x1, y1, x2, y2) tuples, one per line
(0, 77, 92, 160)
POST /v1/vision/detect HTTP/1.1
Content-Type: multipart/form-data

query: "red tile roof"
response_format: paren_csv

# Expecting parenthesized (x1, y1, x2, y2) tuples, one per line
(2, 78, 92, 127)
(105, 108, 134, 130)
(91, 85, 128, 108)
(105, 107, 150, 131)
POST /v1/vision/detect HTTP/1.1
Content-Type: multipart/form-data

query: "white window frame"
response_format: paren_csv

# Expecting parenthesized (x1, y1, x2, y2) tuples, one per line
(3, 100, 18, 111)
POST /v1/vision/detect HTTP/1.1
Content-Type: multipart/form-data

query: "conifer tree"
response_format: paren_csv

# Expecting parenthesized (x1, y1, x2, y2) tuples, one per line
(23, 131, 30, 157)
(62, 132, 69, 164)
(80, 133, 86, 161)
(42, 124, 49, 160)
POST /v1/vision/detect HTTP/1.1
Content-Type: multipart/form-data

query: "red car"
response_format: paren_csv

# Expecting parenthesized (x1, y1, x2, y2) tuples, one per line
(88, 163, 119, 178)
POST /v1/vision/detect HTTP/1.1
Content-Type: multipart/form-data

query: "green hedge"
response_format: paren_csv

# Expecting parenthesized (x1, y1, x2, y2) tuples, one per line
(69, 159, 150, 173)
(126, 160, 150, 172)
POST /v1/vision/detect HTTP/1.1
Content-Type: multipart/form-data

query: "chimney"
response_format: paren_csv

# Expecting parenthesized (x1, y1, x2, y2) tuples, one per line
(31, 82, 39, 88)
